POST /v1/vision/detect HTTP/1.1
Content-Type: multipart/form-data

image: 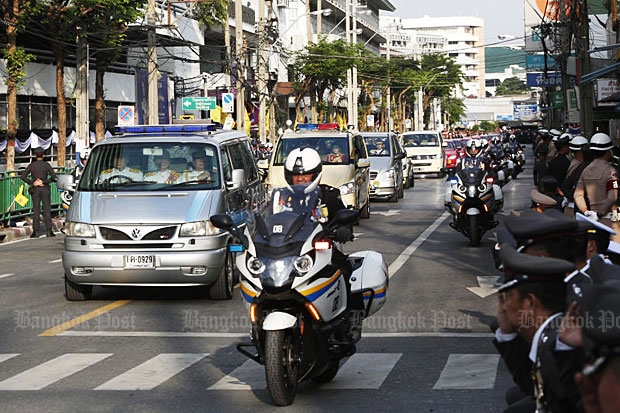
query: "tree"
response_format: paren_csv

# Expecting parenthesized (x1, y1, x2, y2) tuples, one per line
(0, 0, 38, 171)
(441, 95, 466, 130)
(77, 0, 146, 142)
(291, 37, 363, 126)
(479, 120, 497, 132)
(495, 76, 527, 95)
(417, 54, 464, 129)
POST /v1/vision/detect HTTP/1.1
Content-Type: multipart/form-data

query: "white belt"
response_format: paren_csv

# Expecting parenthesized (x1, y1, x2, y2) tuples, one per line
(568, 202, 575, 208)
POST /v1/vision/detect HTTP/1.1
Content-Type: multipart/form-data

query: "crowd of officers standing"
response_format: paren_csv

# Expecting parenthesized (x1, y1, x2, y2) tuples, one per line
(492, 127, 620, 413)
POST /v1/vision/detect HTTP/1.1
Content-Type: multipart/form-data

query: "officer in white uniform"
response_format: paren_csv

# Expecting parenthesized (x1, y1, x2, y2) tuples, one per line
(99, 154, 143, 183)
(144, 153, 181, 184)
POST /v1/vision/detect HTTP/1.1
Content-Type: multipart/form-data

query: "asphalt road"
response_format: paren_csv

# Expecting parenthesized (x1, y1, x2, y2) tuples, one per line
(0, 153, 537, 412)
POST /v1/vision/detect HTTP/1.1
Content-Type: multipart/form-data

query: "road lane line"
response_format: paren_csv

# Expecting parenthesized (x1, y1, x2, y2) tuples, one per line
(388, 211, 449, 278)
(49, 259, 62, 263)
(38, 300, 132, 337)
(95, 353, 208, 390)
(0, 273, 14, 279)
(0, 353, 112, 390)
(321, 353, 402, 389)
(56, 330, 494, 338)
(208, 359, 265, 390)
(0, 354, 19, 363)
(433, 354, 500, 389)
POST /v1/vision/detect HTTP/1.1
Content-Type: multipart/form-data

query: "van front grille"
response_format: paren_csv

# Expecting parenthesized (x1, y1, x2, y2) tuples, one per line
(99, 226, 177, 241)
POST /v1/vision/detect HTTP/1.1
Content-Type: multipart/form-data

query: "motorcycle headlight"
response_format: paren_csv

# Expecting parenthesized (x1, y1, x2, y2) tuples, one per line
(65, 221, 96, 238)
(339, 182, 355, 196)
(294, 254, 313, 274)
(179, 220, 222, 237)
(468, 185, 477, 198)
(247, 256, 265, 276)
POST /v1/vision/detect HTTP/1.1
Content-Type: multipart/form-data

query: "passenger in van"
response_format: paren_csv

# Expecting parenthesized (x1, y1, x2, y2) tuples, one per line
(370, 140, 388, 156)
(99, 154, 143, 183)
(145, 152, 181, 184)
(179, 152, 212, 182)
(326, 145, 347, 163)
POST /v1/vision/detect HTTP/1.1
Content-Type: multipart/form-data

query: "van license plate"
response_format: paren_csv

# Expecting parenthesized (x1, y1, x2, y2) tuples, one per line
(124, 255, 155, 269)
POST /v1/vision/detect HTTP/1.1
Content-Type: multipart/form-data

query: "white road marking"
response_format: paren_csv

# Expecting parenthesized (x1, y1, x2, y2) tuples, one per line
(321, 353, 402, 389)
(0, 273, 14, 279)
(208, 359, 265, 390)
(94, 353, 208, 391)
(48, 259, 62, 263)
(209, 353, 402, 391)
(0, 354, 19, 363)
(388, 211, 449, 278)
(433, 354, 500, 389)
(56, 330, 494, 338)
(466, 276, 500, 298)
(0, 353, 112, 390)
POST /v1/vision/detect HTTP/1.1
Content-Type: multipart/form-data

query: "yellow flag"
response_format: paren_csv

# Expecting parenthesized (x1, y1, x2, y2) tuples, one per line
(265, 110, 270, 133)
(14, 185, 29, 207)
(211, 105, 222, 124)
(244, 110, 251, 136)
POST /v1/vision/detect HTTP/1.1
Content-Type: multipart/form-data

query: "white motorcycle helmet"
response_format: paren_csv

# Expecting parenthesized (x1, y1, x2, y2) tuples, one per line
(284, 147, 323, 192)
(590, 133, 614, 152)
(465, 139, 483, 157)
(569, 135, 588, 152)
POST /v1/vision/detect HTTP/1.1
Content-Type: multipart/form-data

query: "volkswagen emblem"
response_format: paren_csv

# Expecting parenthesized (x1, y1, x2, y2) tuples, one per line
(131, 228, 141, 239)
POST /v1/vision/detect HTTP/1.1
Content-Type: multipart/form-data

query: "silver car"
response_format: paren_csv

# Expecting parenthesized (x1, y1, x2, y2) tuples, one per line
(362, 132, 406, 202)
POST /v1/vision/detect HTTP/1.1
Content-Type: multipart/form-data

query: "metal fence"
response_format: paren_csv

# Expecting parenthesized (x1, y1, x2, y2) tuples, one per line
(1, 168, 71, 224)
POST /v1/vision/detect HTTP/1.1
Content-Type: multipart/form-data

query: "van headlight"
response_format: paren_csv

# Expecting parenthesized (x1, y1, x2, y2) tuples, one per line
(379, 169, 395, 179)
(339, 182, 355, 196)
(179, 220, 222, 237)
(65, 222, 96, 238)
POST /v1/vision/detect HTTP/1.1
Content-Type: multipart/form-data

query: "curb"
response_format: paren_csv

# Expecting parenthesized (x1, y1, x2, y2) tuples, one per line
(0, 218, 64, 243)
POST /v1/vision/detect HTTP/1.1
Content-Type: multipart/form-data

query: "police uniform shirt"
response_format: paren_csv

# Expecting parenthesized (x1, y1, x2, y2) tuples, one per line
(565, 158, 582, 180)
(574, 158, 619, 215)
(21, 159, 57, 187)
(144, 169, 180, 184)
(99, 167, 143, 183)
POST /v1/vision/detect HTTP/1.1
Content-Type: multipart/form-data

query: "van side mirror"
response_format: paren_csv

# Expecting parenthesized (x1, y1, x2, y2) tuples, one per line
(227, 169, 246, 190)
(57, 174, 75, 191)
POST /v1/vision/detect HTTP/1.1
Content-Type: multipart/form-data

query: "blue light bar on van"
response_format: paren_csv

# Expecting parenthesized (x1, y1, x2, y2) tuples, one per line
(115, 124, 217, 134)
(295, 123, 339, 131)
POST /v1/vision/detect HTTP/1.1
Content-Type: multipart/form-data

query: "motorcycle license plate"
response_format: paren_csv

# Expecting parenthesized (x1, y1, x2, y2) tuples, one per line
(124, 255, 155, 269)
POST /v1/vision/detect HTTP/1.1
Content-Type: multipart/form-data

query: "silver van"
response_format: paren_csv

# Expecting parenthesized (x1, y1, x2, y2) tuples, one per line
(361, 132, 406, 202)
(57, 124, 265, 301)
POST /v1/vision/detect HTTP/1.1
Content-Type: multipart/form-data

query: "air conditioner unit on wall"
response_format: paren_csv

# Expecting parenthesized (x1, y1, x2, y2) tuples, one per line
(276, 0, 288, 7)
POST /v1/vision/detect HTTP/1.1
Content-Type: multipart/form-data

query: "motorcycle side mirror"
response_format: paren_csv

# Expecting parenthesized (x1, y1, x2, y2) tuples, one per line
(211, 214, 234, 230)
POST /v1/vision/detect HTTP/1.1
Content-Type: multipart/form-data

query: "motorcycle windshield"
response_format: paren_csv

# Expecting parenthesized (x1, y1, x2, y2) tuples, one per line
(457, 158, 487, 186)
(252, 185, 322, 256)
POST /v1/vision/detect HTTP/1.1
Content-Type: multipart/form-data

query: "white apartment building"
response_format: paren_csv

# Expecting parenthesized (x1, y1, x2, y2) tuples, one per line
(381, 15, 486, 99)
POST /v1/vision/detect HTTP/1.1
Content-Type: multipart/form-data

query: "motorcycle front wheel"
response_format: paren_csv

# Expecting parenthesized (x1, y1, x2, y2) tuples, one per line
(265, 329, 300, 406)
(468, 214, 480, 247)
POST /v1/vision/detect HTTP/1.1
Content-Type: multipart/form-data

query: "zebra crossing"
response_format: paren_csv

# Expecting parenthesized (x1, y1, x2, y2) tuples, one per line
(0, 352, 501, 392)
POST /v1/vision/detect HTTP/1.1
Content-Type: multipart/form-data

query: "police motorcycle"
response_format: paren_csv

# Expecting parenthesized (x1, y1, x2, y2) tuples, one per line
(505, 135, 525, 179)
(60, 149, 89, 213)
(210, 184, 388, 406)
(488, 142, 512, 186)
(444, 153, 502, 247)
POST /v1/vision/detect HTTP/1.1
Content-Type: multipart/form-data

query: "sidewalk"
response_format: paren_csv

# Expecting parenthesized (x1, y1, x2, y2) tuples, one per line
(0, 217, 65, 243)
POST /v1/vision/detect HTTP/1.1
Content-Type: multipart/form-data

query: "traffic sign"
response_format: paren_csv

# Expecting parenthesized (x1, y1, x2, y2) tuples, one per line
(118, 105, 135, 126)
(222, 93, 234, 113)
(182, 97, 216, 111)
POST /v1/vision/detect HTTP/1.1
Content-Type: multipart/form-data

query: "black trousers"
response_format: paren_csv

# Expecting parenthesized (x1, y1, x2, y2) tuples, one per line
(31, 186, 52, 233)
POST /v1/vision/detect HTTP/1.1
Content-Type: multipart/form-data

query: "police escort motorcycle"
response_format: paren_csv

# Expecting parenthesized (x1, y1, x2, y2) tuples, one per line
(444, 156, 502, 246)
(211, 183, 388, 406)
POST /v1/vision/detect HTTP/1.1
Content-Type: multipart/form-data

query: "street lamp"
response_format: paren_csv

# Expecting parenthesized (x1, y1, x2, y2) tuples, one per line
(417, 66, 447, 130)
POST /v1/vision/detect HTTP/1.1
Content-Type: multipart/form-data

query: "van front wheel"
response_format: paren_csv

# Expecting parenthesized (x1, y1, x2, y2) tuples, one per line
(209, 249, 234, 300)
(65, 276, 93, 301)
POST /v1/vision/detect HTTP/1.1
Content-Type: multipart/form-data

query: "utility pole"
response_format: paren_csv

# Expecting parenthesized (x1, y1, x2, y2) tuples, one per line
(346, 0, 353, 128)
(235, 0, 244, 132)
(258, 0, 267, 142)
(351, 6, 358, 129)
(577, 0, 593, 138)
(317, 0, 323, 35)
(386, 34, 391, 133)
(76, 32, 89, 150)
(147, 0, 159, 125)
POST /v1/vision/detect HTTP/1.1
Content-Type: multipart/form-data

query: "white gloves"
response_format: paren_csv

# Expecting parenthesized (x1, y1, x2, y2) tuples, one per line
(584, 210, 599, 221)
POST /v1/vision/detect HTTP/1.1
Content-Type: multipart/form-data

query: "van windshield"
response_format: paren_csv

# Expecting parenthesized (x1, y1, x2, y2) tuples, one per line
(273, 137, 351, 165)
(403, 134, 440, 147)
(77, 142, 221, 191)
(362, 136, 391, 157)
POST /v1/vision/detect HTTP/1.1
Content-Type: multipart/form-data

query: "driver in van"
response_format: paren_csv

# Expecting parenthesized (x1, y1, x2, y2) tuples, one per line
(370, 140, 388, 155)
(99, 154, 143, 183)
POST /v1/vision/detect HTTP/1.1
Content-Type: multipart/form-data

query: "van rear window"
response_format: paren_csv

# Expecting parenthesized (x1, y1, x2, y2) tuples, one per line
(403, 134, 440, 147)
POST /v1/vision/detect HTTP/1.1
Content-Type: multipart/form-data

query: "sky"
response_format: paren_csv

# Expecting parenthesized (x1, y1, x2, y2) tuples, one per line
(382, 0, 525, 46)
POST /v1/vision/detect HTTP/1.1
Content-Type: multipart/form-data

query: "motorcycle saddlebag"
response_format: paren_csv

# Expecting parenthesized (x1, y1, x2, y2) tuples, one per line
(348, 251, 388, 316)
